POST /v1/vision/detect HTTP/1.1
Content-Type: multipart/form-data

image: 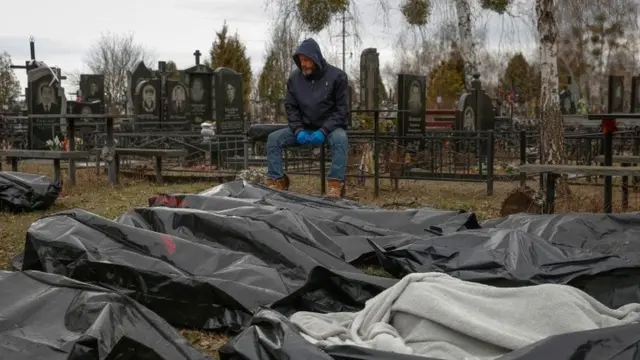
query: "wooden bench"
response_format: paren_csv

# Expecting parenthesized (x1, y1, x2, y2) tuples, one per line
(97, 148, 188, 184)
(518, 164, 640, 213)
(0, 150, 89, 185)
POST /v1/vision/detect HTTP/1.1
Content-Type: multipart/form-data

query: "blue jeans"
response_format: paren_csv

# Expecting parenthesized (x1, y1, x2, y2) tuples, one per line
(267, 127, 348, 181)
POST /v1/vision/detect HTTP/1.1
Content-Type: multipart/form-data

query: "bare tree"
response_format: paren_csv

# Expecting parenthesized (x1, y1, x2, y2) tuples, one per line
(536, 0, 564, 166)
(84, 32, 156, 111)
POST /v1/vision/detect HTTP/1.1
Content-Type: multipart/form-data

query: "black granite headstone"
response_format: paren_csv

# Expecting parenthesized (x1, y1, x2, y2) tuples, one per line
(214, 67, 244, 134)
(184, 64, 214, 128)
(80, 74, 105, 104)
(27, 66, 63, 149)
(397, 74, 426, 152)
(128, 61, 153, 110)
(360, 48, 380, 111)
(631, 76, 640, 113)
(608, 75, 624, 113)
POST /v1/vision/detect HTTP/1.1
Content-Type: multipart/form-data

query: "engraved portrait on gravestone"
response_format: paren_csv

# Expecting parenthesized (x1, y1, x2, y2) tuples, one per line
(615, 80, 623, 110)
(81, 106, 92, 122)
(89, 82, 99, 97)
(34, 83, 60, 113)
(226, 83, 236, 104)
(172, 85, 186, 112)
(408, 80, 422, 115)
(191, 78, 204, 102)
(142, 84, 156, 112)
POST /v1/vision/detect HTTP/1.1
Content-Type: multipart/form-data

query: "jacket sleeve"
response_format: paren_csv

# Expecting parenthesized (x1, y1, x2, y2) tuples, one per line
(285, 76, 303, 134)
(322, 72, 349, 134)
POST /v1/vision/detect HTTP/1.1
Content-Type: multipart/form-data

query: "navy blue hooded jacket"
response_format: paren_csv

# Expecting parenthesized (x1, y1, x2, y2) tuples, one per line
(285, 38, 349, 134)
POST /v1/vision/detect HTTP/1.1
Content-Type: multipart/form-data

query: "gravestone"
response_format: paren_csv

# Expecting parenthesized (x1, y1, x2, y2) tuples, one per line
(27, 65, 63, 149)
(80, 74, 105, 105)
(134, 79, 161, 119)
(608, 75, 624, 112)
(631, 77, 640, 113)
(359, 48, 380, 111)
(214, 67, 244, 134)
(455, 74, 494, 131)
(184, 64, 214, 128)
(396, 74, 426, 152)
(128, 61, 153, 112)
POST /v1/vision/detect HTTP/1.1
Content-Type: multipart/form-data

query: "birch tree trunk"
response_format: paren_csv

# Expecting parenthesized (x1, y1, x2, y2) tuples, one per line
(454, 0, 478, 88)
(536, 0, 565, 165)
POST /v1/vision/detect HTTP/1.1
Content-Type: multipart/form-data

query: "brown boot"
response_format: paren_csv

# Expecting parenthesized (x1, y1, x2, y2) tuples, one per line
(327, 179, 345, 199)
(266, 175, 290, 191)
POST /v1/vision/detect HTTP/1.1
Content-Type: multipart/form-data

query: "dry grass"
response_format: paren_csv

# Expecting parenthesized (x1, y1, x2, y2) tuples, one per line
(3, 163, 640, 358)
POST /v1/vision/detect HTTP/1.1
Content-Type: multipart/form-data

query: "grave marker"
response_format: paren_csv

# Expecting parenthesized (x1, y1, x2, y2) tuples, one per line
(134, 79, 161, 119)
(80, 74, 105, 104)
(28, 65, 63, 149)
(397, 74, 426, 152)
(359, 48, 380, 111)
(632, 76, 640, 113)
(184, 63, 214, 127)
(214, 67, 244, 134)
(608, 75, 624, 112)
(128, 61, 153, 112)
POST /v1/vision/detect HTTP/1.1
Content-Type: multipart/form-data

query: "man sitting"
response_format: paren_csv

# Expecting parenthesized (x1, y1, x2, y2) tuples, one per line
(266, 38, 349, 199)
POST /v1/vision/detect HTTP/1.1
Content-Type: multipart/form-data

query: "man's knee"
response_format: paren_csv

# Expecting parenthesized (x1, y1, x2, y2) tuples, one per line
(328, 128, 348, 146)
(267, 128, 290, 147)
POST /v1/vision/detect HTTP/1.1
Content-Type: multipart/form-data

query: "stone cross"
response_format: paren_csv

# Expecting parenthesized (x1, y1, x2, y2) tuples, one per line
(194, 50, 202, 65)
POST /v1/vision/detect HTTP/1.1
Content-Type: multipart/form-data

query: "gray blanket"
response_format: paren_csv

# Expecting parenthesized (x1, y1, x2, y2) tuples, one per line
(290, 272, 640, 360)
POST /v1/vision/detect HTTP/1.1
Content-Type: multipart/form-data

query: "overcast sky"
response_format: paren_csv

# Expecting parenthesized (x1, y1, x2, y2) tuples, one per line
(2, 0, 536, 95)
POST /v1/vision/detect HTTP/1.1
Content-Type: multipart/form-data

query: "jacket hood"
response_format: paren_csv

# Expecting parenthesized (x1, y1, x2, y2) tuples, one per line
(293, 38, 326, 72)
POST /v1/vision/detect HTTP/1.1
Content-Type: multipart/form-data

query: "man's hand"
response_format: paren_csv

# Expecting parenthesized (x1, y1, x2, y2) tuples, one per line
(308, 130, 326, 145)
(296, 130, 311, 144)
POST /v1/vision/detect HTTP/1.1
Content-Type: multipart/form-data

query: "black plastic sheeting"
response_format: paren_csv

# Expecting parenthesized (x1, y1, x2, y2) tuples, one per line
(0, 270, 210, 360)
(220, 308, 640, 360)
(13, 181, 640, 360)
(0, 171, 60, 212)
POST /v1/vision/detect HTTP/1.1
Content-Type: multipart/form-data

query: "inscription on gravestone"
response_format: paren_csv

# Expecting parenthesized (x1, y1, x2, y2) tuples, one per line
(397, 74, 426, 152)
(608, 76, 624, 113)
(28, 65, 63, 149)
(214, 67, 244, 134)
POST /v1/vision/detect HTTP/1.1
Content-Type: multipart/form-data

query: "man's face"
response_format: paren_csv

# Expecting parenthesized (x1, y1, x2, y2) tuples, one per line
(226, 85, 234, 100)
(144, 88, 154, 102)
(175, 87, 185, 101)
(41, 86, 52, 103)
(298, 54, 315, 76)
(90, 83, 98, 94)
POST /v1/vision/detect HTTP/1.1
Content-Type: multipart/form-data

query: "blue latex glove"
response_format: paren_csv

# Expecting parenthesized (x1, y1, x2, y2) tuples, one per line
(308, 130, 326, 145)
(296, 130, 311, 144)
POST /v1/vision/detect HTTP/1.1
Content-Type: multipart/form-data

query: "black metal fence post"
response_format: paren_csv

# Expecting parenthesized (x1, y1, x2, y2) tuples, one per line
(603, 130, 613, 213)
(373, 110, 380, 198)
(519, 130, 526, 187)
(486, 130, 494, 196)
